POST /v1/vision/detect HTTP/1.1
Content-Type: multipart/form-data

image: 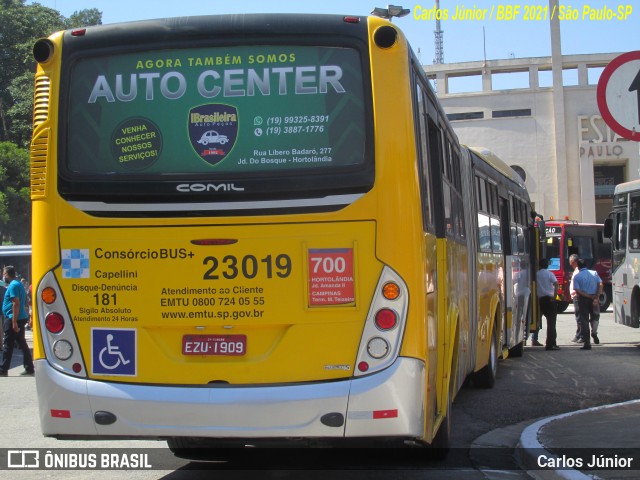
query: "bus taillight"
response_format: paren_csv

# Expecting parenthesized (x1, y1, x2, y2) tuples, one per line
(367, 337, 390, 359)
(42, 286, 57, 304)
(375, 309, 398, 330)
(355, 267, 409, 376)
(382, 282, 400, 300)
(45, 312, 65, 333)
(52, 340, 73, 360)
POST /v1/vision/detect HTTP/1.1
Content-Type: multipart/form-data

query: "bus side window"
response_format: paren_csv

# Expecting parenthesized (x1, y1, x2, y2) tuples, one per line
(629, 224, 640, 250)
(478, 213, 492, 252)
(413, 76, 433, 231)
(517, 226, 525, 253)
(511, 225, 518, 254)
(629, 196, 640, 249)
(617, 212, 628, 251)
(631, 196, 640, 221)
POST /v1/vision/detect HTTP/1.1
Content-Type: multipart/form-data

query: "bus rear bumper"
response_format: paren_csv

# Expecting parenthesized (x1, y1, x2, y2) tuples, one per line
(36, 358, 425, 441)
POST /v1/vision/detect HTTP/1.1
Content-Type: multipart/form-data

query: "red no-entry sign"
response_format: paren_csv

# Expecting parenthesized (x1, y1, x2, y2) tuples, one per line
(597, 50, 640, 142)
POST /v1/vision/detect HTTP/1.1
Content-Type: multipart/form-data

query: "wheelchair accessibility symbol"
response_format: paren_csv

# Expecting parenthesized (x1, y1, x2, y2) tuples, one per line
(92, 328, 136, 376)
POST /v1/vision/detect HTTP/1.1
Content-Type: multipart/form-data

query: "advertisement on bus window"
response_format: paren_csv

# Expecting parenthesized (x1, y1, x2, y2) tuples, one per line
(66, 46, 366, 176)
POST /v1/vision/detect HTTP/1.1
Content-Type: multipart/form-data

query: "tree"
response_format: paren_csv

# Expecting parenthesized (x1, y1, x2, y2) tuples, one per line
(0, 1, 102, 244)
(66, 8, 102, 29)
(0, 0, 102, 146)
(0, 142, 30, 244)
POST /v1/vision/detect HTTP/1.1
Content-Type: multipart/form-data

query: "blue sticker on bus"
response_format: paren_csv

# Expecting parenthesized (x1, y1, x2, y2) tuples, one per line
(61, 249, 90, 279)
(91, 328, 137, 376)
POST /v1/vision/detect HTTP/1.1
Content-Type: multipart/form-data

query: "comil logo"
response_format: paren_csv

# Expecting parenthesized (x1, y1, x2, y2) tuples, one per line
(176, 183, 244, 193)
(188, 104, 238, 166)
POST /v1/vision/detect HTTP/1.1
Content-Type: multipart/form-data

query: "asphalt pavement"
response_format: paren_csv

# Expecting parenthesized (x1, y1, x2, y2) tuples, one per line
(474, 306, 640, 480)
(4, 307, 640, 479)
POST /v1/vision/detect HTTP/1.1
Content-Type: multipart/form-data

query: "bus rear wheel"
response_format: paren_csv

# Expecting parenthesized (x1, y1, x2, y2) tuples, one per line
(427, 390, 451, 460)
(167, 437, 194, 457)
(427, 348, 457, 460)
(598, 286, 611, 312)
(473, 324, 498, 389)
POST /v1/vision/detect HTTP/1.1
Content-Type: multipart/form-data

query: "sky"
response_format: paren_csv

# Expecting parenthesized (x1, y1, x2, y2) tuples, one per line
(33, 0, 636, 66)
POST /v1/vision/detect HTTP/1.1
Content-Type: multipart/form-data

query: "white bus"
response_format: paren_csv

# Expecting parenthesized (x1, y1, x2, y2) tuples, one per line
(605, 179, 640, 327)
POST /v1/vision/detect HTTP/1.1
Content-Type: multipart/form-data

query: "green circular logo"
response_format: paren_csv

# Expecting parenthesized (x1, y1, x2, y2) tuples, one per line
(111, 118, 163, 171)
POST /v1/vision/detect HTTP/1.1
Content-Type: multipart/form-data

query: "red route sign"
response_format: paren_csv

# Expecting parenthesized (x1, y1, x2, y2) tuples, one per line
(308, 248, 355, 306)
(597, 50, 640, 142)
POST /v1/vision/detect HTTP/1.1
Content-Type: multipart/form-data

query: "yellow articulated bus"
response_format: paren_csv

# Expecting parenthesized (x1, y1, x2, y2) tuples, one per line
(30, 13, 534, 453)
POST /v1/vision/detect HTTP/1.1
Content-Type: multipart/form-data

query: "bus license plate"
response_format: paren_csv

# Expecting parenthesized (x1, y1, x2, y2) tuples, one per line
(182, 335, 247, 356)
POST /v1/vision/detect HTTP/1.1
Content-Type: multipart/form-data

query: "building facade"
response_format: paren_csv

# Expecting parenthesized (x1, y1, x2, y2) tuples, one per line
(424, 52, 638, 223)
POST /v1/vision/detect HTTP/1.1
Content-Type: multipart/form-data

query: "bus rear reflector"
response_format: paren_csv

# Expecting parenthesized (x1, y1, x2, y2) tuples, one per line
(358, 361, 369, 372)
(373, 409, 398, 419)
(51, 409, 71, 418)
(45, 312, 65, 333)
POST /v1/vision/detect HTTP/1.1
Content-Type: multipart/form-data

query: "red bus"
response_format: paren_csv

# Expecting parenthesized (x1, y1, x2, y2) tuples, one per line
(543, 221, 612, 312)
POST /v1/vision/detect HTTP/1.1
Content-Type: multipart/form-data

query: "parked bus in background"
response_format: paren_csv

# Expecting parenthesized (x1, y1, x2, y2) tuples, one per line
(542, 220, 612, 312)
(0, 245, 32, 281)
(605, 180, 640, 327)
(30, 12, 535, 454)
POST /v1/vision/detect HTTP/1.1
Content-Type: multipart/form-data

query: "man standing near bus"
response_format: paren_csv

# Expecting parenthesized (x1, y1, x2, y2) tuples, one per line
(569, 254, 582, 343)
(0, 266, 34, 376)
(572, 259, 601, 351)
(537, 259, 560, 350)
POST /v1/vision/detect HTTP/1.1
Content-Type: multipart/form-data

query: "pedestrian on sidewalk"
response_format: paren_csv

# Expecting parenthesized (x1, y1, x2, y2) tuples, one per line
(572, 259, 601, 351)
(537, 258, 560, 350)
(569, 254, 582, 343)
(0, 266, 35, 376)
(586, 267, 603, 345)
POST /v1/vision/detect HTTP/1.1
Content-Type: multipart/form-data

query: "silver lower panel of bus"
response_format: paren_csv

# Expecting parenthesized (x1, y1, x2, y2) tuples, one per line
(36, 357, 425, 440)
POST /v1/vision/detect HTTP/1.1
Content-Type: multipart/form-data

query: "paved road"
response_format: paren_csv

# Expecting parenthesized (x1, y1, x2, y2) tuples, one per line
(453, 305, 640, 444)
(2, 305, 640, 479)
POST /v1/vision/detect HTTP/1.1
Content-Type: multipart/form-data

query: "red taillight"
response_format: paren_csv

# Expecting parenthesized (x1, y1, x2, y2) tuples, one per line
(343, 16, 360, 23)
(358, 361, 369, 372)
(71, 28, 86, 36)
(375, 308, 398, 330)
(45, 312, 65, 333)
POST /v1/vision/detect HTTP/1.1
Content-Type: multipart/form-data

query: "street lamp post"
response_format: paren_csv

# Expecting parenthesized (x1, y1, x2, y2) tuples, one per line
(371, 4, 411, 21)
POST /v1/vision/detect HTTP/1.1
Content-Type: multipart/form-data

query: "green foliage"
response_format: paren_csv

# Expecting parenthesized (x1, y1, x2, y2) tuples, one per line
(0, 142, 30, 243)
(0, 0, 102, 146)
(0, 1, 102, 244)
(66, 8, 102, 28)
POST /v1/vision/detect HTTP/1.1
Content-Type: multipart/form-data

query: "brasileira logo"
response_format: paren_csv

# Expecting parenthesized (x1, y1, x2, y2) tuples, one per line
(188, 104, 238, 166)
